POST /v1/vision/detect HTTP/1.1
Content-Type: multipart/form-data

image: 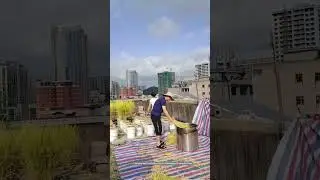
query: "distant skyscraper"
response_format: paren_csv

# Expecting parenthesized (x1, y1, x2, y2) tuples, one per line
(158, 71, 175, 94)
(195, 62, 209, 79)
(0, 60, 30, 121)
(51, 25, 88, 104)
(126, 70, 138, 88)
(272, 3, 320, 61)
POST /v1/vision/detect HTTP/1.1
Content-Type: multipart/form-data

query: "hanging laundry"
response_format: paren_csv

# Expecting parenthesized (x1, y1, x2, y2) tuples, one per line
(192, 99, 210, 137)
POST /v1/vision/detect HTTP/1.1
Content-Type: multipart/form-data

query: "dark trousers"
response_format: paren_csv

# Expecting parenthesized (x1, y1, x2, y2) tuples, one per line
(151, 114, 162, 136)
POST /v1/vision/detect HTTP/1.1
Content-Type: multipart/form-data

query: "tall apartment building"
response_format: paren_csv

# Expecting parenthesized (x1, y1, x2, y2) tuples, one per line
(0, 60, 30, 121)
(126, 70, 138, 88)
(110, 81, 120, 99)
(272, 3, 320, 61)
(195, 63, 209, 79)
(88, 76, 109, 95)
(158, 71, 175, 94)
(51, 25, 89, 104)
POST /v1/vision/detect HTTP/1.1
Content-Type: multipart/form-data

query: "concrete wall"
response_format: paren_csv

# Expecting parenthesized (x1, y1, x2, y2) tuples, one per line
(134, 100, 198, 122)
(213, 119, 279, 180)
(77, 122, 107, 164)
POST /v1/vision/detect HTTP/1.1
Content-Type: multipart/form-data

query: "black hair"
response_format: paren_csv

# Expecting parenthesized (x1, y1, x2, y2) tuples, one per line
(151, 92, 157, 97)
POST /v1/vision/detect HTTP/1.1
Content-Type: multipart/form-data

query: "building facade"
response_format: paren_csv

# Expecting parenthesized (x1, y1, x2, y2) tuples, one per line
(126, 70, 138, 88)
(189, 78, 210, 99)
(36, 81, 83, 118)
(120, 87, 137, 99)
(158, 71, 175, 94)
(51, 25, 88, 104)
(195, 63, 210, 79)
(272, 3, 320, 61)
(0, 60, 30, 121)
(88, 76, 109, 94)
(110, 81, 120, 99)
(252, 51, 320, 117)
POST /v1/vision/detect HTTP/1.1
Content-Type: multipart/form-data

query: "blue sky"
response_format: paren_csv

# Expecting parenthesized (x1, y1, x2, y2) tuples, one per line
(110, 0, 210, 86)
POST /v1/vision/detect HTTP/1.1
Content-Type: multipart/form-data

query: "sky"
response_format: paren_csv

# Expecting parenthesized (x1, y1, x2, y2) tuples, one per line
(0, 0, 108, 80)
(110, 0, 210, 86)
(0, 0, 312, 86)
(212, 0, 312, 58)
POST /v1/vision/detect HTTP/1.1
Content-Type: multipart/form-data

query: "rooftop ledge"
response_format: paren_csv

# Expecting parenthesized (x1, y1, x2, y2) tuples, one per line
(213, 118, 280, 134)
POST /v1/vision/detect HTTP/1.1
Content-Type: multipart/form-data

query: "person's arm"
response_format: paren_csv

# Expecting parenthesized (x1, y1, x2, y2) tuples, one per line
(162, 106, 174, 122)
(147, 100, 152, 113)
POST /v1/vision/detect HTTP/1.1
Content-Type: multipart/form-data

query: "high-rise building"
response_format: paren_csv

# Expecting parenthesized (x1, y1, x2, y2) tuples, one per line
(195, 63, 210, 79)
(88, 76, 109, 95)
(272, 3, 320, 61)
(110, 81, 120, 99)
(51, 25, 88, 103)
(158, 71, 175, 94)
(126, 70, 138, 88)
(0, 60, 30, 121)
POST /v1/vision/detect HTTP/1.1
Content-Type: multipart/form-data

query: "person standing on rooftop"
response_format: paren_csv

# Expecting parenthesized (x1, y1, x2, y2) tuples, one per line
(147, 92, 158, 114)
(148, 92, 175, 149)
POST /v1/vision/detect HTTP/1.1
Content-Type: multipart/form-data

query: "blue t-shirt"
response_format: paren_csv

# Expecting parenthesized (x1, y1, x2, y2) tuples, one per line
(151, 96, 166, 116)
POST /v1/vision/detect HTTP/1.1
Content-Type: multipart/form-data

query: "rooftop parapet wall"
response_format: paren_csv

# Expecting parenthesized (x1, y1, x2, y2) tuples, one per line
(133, 100, 197, 122)
(213, 119, 279, 180)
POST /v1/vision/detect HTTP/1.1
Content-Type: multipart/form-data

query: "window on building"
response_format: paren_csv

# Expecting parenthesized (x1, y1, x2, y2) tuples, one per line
(296, 96, 304, 105)
(202, 85, 205, 88)
(202, 92, 205, 95)
(316, 95, 320, 107)
(249, 86, 253, 95)
(240, 85, 248, 96)
(315, 72, 320, 82)
(208, 84, 210, 88)
(231, 86, 237, 95)
(295, 73, 303, 83)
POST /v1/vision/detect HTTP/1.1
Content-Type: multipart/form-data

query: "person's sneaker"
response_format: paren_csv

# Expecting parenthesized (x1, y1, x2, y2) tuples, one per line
(158, 141, 166, 149)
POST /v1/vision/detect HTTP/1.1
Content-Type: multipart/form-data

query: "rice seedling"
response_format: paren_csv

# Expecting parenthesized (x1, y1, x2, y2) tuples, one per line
(147, 165, 180, 180)
(0, 124, 79, 179)
(18, 125, 79, 180)
(166, 132, 177, 145)
(114, 100, 136, 120)
(110, 101, 117, 118)
(172, 120, 190, 129)
(0, 129, 22, 179)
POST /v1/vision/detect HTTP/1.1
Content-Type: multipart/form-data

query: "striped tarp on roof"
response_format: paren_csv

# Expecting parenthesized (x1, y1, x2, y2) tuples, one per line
(192, 99, 210, 137)
(267, 118, 320, 180)
(114, 136, 210, 179)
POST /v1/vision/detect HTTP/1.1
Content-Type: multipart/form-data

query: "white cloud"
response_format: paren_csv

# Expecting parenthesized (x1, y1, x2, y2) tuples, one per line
(110, 47, 209, 86)
(148, 16, 180, 38)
